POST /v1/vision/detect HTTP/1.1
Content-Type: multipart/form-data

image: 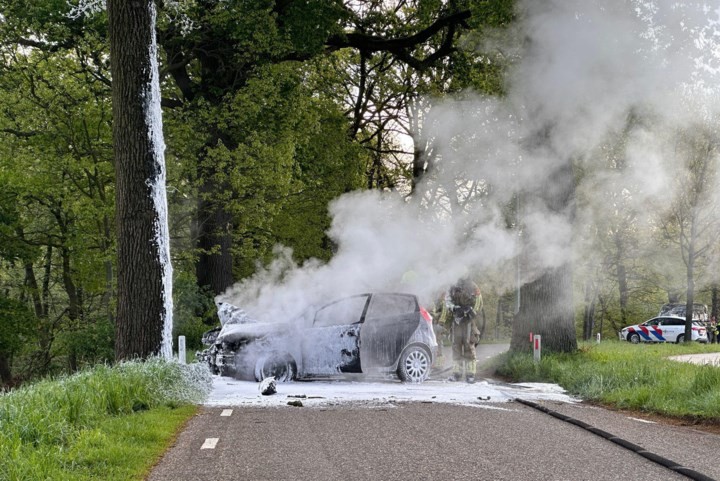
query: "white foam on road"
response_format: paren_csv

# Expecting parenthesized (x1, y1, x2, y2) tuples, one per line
(205, 376, 578, 408)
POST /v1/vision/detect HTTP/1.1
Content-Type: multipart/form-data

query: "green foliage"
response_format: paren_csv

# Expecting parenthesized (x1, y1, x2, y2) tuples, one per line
(496, 341, 720, 419)
(0, 296, 35, 356)
(0, 358, 211, 480)
(172, 273, 217, 348)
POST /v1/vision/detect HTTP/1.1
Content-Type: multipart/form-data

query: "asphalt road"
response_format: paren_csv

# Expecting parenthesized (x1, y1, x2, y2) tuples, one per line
(147, 345, 720, 481)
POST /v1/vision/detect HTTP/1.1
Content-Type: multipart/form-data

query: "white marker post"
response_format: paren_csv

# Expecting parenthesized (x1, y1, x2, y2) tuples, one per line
(178, 335, 186, 364)
(533, 335, 541, 363)
(596, 332, 601, 344)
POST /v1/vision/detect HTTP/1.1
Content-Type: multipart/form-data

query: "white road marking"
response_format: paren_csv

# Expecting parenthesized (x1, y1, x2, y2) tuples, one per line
(201, 438, 219, 449)
(628, 417, 656, 424)
(221, 409, 233, 416)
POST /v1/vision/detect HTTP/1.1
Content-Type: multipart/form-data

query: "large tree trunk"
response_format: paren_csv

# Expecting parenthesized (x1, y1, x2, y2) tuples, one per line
(510, 159, 578, 353)
(108, 0, 173, 360)
(196, 192, 234, 297)
(195, 135, 235, 300)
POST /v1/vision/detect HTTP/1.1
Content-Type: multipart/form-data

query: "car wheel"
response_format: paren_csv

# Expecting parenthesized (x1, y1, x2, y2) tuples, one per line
(397, 345, 432, 383)
(254, 353, 296, 382)
(628, 333, 640, 344)
(676, 334, 685, 344)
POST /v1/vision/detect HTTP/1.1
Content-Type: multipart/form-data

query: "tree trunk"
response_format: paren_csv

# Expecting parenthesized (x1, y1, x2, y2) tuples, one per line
(582, 278, 596, 341)
(108, 0, 173, 360)
(684, 221, 697, 341)
(510, 158, 577, 353)
(196, 193, 234, 297)
(0, 353, 12, 387)
(614, 234, 629, 326)
(511, 264, 577, 352)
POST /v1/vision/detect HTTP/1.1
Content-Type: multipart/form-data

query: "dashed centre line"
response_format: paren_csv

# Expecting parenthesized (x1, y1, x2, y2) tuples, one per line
(221, 409, 233, 416)
(201, 438, 219, 450)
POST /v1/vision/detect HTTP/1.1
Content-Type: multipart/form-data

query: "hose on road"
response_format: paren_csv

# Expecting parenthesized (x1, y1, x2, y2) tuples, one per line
(515, 399, 715, 481)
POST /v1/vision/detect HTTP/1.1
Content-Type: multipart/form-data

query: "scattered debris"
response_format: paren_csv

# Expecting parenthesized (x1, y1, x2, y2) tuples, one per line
(287, 400, 303, 407)
(288, 394, 307, 399)
(259, 377, 277, 396)
(478, 396, 491, 401)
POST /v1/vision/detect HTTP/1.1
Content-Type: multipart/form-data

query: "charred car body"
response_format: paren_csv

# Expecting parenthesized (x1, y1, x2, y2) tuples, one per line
(197, 293, 438, 383)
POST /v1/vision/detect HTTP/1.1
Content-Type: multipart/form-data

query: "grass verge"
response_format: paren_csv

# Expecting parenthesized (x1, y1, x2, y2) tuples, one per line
(494, 340, 720, 421)
(0, 359, 211, 481)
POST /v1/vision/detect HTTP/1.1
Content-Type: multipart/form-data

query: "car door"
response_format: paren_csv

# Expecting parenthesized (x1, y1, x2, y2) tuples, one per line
(359, 293, 420, 368)
(638, 318, 662, 341)
(301, 295, 369, 375)
(659, 317, 684, 342)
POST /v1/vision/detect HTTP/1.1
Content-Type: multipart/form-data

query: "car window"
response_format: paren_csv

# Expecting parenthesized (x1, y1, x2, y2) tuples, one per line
(645, 318, 660, 326)
(313, 295, 369, 327)
(660, 318, 684, 326)
(365, 294, 417, 319)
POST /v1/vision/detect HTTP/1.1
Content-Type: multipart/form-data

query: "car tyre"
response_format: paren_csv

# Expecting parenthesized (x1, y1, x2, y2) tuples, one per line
(676, 334, 685, 344)
(628, 333, 640, 344)
(254, 353, 296, 382)
(397, 345, 432, 383)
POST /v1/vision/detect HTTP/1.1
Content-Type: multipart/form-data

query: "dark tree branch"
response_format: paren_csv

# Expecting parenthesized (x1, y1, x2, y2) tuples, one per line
(326, 10, 470, 70)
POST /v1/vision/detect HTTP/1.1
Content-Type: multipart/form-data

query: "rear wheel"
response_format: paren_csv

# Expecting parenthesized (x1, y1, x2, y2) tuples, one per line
(397, 345, 432, 383)
(676, 334, 685, 344)
(628, 333, 640, 344)
(254, 353, 296, 382)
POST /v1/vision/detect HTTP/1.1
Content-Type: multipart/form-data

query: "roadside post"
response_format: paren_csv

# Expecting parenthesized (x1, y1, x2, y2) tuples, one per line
(533, 335, 541, 362)
(178, 335, 186, 364)
(596, 333, 601, 344)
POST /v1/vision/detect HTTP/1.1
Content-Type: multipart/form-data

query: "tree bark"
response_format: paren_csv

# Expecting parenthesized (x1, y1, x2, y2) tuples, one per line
(108, 0, 173, 360)
(684, 218, 697, 341)
(614, 233, 629, 326)
(511, 158, 578, 353)
(582, 278, 596, 341)
(196, 186, 234, 296)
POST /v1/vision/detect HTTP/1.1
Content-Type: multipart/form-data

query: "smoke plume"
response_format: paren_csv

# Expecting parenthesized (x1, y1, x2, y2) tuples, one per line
(219, 1, 720, 322)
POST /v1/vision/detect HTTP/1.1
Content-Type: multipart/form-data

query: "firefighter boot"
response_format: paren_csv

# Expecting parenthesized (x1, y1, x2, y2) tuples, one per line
(466, 360, 477, 384)
(449, 361, 463, 381)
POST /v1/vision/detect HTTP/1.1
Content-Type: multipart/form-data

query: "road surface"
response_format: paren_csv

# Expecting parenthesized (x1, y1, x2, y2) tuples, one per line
(147, 344, 720, 481)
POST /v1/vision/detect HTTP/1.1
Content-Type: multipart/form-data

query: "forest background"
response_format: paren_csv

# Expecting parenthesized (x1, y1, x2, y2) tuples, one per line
(1, 0, 718, 388)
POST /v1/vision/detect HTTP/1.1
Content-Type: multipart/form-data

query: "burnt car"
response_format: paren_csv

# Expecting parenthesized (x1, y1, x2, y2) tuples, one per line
(197, 293, 438, 383)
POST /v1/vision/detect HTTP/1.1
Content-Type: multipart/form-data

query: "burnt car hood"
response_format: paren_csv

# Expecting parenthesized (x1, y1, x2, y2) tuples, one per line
(215, 322, 291, 344)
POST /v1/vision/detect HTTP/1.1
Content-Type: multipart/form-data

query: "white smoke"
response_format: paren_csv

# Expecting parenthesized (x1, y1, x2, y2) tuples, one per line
(220, 0, 720, 322)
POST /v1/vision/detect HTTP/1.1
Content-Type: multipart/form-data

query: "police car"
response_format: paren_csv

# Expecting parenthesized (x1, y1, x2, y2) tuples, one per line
(619, 316, 707, 344)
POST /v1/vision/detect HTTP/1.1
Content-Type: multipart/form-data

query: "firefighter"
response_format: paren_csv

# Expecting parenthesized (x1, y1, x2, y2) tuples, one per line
(447, 277, 483, 383)
(431, 290, 449, 368)
(710, 316, 718, 344)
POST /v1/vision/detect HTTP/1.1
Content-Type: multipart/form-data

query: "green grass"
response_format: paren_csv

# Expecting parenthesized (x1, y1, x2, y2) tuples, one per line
(495, 341, 720, 420)
(0, 359, 211, 481)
